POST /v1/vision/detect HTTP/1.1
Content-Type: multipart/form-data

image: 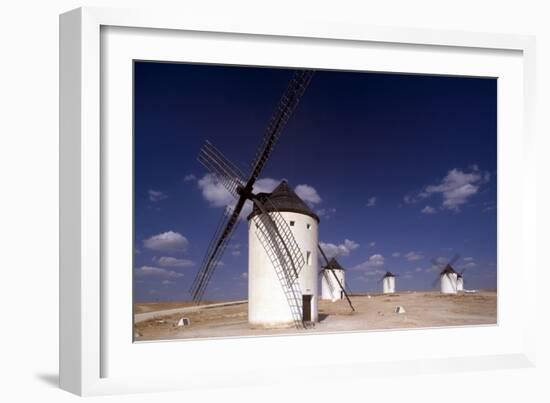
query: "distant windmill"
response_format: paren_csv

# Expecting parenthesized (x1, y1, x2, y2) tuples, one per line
(190, 70, 315, 329)
(456, 268, 467, 292)
(378, 271, 398, 294)
(431, 255, 460, 294)
(318, 246, 355, 311)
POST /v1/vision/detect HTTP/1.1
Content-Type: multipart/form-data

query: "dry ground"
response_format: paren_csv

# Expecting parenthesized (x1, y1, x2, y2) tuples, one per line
(134, 290, 496, 342)
(134, 300, 219, 314)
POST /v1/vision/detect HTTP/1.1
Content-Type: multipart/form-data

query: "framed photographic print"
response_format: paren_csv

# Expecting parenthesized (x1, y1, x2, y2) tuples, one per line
(60, 6, 536, 396)
(132, 63, 497, 342)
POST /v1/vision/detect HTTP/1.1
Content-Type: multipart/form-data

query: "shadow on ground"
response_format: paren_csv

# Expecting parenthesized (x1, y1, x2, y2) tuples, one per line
(35, 373, 59, 388)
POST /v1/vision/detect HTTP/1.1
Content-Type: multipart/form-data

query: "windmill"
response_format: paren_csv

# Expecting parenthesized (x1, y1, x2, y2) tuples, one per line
(456, 268, 467, 292)
(189, 70, 315, 329)
(431, 254, 460, 294)
(378, 271, 398, 294)
(318, 246, 355, 311)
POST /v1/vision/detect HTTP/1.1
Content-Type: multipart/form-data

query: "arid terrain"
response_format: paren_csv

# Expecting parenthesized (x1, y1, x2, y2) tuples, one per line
(134, 290, 497, 342)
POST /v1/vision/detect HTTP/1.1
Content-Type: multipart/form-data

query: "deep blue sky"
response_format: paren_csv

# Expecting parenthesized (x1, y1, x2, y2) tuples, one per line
(134, 61, 497, 302)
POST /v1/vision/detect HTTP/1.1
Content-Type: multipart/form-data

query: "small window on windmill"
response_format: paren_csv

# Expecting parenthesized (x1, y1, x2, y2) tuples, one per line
(290, 221, 295, 226)
(306, 251, 311, 266)
(306, 223, 311, 230)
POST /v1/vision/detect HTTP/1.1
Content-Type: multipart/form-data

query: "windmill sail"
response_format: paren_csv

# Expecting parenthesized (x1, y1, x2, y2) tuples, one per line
(190, 69, 314, 309)
(318, 245, 355, 311)
(251, 198, 306, 328)
(190, 200, 243, 302)
(246, 70, 314, 187)
(198, 140, 246, 199)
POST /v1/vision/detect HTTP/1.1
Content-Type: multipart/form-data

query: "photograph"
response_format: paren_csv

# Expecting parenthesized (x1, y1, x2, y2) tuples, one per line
(133, 62, 497, 341)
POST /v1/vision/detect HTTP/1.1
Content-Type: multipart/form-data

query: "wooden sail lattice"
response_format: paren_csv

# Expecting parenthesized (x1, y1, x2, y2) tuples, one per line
(189, 70, 315, 327)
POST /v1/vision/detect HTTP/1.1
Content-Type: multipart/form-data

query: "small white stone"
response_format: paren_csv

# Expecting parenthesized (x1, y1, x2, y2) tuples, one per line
(394, 306, 406, 314)
(177, 317, 191, 327)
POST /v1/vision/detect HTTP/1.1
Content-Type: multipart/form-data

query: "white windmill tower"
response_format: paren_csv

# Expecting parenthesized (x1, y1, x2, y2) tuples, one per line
(318, 247, 355, 311)
(189, 70, 317, 330)
(247, 181, 320, 327)
(439, 266, 458, 294)
(380, 271, 397, 294)
(456, 269, 467, 292)
(431, 255, 460, 294)
(320, 257, 346, 301)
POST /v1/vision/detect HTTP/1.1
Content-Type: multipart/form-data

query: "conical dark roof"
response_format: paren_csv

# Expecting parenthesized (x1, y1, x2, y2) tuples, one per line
(323, 257, 345, 271)
(441, 264, 457, 275)
(383, 271, 396, 278)
(247, 180, 320, 222)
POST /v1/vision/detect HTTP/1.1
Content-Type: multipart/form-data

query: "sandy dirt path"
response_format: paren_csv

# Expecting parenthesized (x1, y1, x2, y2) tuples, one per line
(134, 300, 247, 323)
(134, 291, 496, 342)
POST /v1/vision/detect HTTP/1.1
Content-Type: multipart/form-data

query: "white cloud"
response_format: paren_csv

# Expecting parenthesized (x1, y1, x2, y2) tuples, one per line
(197, 175, 284, 219)
(183, 174, 196, 182)
(357, 270, 386, 282)
(135, 266, 184, 279)
(352, 254, 385, 271)
(240, 272, 248, 279)
(421, 205, 437, 214)
(197, 174, 234, 207)
(425, 265, 440, 273)
(319, 239, 359, 258)
(148, 189, 167, 202)
(425, 167, 490, 211)
(405, 251, 423, 261)
(405, 167, 490, 212)
(392, 252, 401, 257)
(317, 207, 336, 218)
(403, 192, 429, 205)
(162, 280, 175, 285)
(253, 178, 281, 194)
(228, 243, 242, 256)
(415, 267, 423, 272)
(295, 184, 322, 205)
(366, 197, 377, 207)
(157, 256, 194, 268)
(143, 231, 189, 252)
(457, 257, 477, 270)
(369, 241, 376, 248)
(197, 176, 324, 222)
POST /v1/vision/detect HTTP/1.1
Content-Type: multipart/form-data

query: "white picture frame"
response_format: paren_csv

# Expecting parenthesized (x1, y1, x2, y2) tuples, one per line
(60, 6, 537, 396)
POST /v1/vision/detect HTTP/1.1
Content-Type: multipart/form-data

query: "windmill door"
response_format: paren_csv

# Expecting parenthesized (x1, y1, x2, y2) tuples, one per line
(302, 295, 312, 322)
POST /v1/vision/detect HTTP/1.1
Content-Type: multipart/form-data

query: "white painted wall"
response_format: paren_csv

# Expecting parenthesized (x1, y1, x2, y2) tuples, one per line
(383, 276, 396, 294)
(441, 273, 458, 294)
(457, 277, 464, 292)
(321, 268, 345, 301)
(248, 211, 319, 327)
